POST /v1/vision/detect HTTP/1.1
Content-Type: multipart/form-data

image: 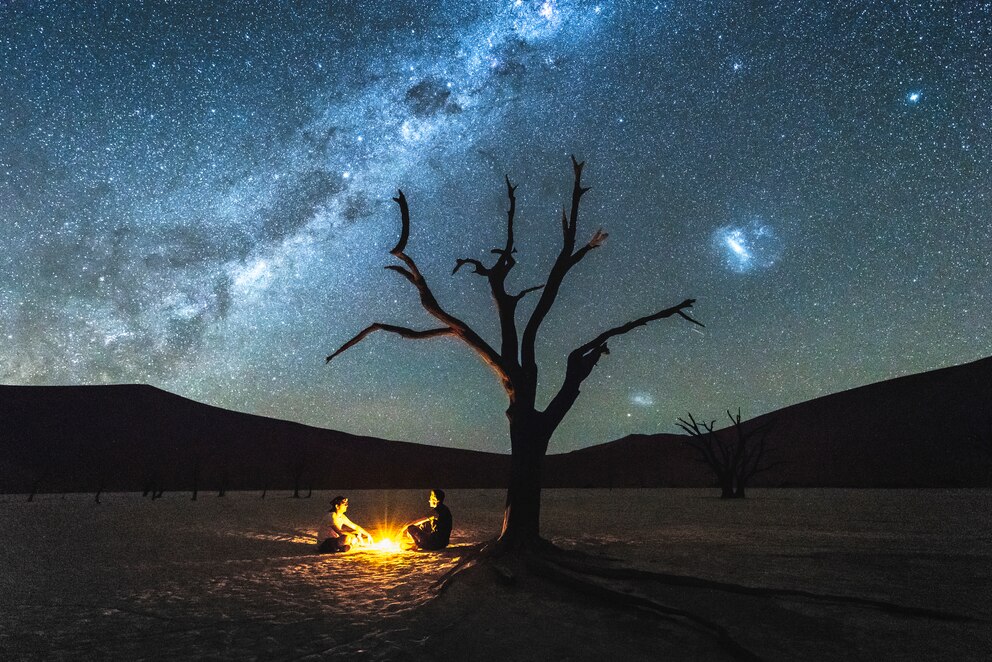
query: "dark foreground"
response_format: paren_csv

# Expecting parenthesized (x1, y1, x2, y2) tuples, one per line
(1, 489, 989, 660)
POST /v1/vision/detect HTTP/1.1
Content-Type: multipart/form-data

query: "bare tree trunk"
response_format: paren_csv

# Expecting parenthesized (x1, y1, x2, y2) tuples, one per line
(733, 474, 747, 498)
(290, 459, 306, 498)
(191, 458, 200, 501)
(499, 416, 551, 548)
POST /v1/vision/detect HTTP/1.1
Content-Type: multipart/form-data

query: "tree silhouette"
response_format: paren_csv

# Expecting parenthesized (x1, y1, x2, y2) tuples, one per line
(326, 157, 701, 549)
(677, 409, 779, 499)
(289, 447, 309, 499)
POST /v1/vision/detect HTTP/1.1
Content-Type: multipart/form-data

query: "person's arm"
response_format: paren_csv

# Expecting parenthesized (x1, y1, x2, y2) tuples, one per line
(341, 515, 373, 542)
(327, 514, 346, 537)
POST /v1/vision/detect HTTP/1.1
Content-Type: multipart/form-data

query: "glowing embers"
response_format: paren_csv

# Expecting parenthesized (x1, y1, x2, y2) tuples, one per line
(367, 536, 403, 554)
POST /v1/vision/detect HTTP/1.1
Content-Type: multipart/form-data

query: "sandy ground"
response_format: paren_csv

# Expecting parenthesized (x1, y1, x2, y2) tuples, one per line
(1, 489, 989, 660)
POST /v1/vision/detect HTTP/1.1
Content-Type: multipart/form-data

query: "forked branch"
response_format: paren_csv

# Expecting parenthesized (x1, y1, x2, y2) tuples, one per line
(574, 299, 703, 360)
(327, 190, 508, 384)
(543, 299, 704, 427)
(522, 155, 597, 371)
(450, 176, 525, 368)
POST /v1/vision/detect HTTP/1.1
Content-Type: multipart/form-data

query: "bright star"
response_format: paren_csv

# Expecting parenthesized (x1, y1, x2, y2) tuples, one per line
(906, 90, 922, 104)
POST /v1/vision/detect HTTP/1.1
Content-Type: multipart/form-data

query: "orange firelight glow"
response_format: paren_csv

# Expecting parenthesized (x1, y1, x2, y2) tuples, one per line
(369, 537, 403, 553)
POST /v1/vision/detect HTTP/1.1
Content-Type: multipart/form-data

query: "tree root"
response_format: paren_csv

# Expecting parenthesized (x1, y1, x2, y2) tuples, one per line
(426, 537, 978, 662)
(431, 540, 494, 595)
(526, 555, 764, 662)
(546, 556, 977, 622)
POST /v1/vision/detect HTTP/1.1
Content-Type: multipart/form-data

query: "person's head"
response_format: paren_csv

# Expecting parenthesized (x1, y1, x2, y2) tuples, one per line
(429, 489, 445, 507)
(330, 495, 349, 513)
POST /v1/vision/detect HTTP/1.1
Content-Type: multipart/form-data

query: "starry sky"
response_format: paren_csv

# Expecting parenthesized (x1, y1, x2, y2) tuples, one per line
(2, 1, 990, 453)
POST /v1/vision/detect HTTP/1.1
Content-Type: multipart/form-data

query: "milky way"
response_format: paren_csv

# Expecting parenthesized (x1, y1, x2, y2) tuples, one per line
(2, 1, 990, 452)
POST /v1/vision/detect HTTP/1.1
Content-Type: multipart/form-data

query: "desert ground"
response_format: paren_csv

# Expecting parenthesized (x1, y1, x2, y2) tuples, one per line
(1, 488, 989, 660)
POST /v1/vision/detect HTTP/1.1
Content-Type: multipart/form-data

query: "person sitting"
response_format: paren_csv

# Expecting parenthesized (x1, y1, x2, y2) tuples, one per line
(403, 489, 452, 551)
(317, 495, 373, 553)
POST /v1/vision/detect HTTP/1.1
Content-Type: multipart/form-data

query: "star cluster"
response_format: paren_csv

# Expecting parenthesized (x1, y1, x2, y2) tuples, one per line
(2, 1, 990, 452)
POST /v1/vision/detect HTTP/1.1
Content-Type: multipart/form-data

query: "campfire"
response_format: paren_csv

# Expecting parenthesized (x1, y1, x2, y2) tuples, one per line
(368, 536, 403, 554)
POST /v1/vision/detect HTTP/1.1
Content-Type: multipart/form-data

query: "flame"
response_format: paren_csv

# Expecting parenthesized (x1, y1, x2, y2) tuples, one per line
(370, 537, 403, 553)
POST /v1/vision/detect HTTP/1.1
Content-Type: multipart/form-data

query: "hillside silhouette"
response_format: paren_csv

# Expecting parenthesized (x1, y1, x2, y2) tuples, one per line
(1, 356, 989, 494)
(0, 384, 509, 495)
(548, 356, 992, 488)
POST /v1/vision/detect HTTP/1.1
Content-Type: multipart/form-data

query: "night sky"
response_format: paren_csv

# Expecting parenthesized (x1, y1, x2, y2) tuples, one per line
(2, 1, 990, 453)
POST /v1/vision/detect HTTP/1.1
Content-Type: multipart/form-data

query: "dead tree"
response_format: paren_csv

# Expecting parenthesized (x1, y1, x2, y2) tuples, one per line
(191, 455, 202, 501)
(677, 409, 779, 499)
(969, 415, 992, 485)
(289, 454, 308, 499)
(326, 157, 701, 550)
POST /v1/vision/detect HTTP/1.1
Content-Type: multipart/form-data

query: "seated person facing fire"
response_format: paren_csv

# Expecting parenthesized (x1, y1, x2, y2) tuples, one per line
(317, 495, 373, 553)
(403, 489, 452, 551)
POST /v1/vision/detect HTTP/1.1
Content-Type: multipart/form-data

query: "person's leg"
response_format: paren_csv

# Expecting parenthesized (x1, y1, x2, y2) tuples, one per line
(317, 537, 350, 553)
(406, 524, 427, 549)
(418, 534, 446, 551)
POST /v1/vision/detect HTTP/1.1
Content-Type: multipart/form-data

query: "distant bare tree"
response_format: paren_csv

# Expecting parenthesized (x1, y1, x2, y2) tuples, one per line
(677, 409, 779, 499)
(26, 466, 49, 503)
(91, 438, 115, 504)
(289, 454, 308, 499)
(191, 454, 202, 501)
(970, 415, 992, 485)
(254, 466, 269, 498)
(24, 413, 63, 501)
(326, 157, 701, 550)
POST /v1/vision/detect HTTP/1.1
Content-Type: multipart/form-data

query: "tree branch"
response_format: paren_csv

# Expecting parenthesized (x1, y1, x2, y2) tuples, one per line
(522, 155, 592, 374)
(452, 258, 490, 276)
(677, 415, 724, 474)
(570, 228, 608, 266)
(389, 192, 411, 256)
(384, 264, 416, 284)
(325, 323, 453, 363)
(573, 299, 701, 359)
(513, 284, 545, 301)
(502, 174, 517, 261)
(333, 190, 510, 385)
(543, 298, 703, 428)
